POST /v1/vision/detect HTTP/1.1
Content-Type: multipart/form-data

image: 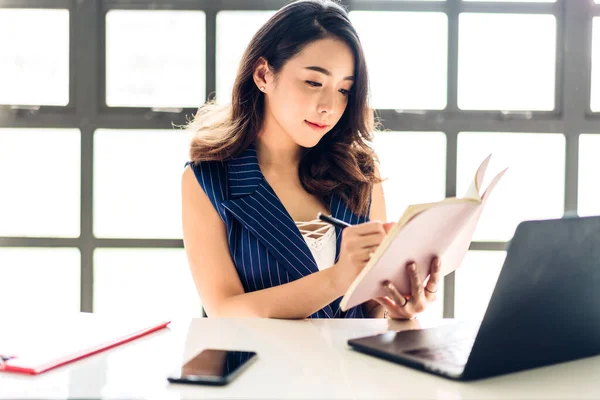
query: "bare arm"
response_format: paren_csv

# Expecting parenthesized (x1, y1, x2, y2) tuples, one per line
(182, 165, 360, 319)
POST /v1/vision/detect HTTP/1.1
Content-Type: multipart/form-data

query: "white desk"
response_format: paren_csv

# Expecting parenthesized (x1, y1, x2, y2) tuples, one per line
(1, 317, 599, 399)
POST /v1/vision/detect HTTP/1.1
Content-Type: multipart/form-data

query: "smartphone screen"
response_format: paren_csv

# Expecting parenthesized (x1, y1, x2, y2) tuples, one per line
(167, 349, 257, 385)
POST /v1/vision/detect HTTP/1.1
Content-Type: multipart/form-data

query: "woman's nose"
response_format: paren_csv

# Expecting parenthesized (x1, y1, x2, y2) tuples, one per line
(317, 91, 336, 115)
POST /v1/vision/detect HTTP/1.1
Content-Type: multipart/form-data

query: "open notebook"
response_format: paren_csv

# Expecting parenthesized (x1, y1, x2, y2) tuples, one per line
(340, 154, 507, 311)
(0, 313, 170, 375)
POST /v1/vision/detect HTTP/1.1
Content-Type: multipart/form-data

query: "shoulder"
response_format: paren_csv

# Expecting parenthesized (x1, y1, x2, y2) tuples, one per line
(182, 160, 229, 222)
(183, 160, 228, 192)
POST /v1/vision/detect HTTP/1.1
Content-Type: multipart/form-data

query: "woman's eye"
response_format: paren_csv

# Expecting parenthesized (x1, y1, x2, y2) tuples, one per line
(339, 89, 350, 96)
(306, 81, 322, 87)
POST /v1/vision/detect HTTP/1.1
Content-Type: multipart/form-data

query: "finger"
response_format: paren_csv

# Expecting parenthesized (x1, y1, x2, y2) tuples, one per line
(375, 296, 412, 320)
(382, 280, 408, 308)
(373, 296, 389, 304)
(424, 291, 437, 303)
(356, 246, 379, 262)
(356, 231, 387, 249)
(383, 222, 395, 234)
(425, 257, 442, 288)
(373, 296, 398, 316)
(407, 262, 425, 303)
(424, 257, 442, 298)
(351, 221, 386, 236)
(373, 296, 395, 308)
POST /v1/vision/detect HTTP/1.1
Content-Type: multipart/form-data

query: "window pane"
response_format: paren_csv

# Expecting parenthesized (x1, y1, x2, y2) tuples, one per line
(465, 0, 554, 2)
(590, 18, 600, 111)
(457, 133, 565, 241)
(455, 251, 506, 320)
(351, 12, 448, 110)
(372, 131, 446, 222)
(106, 10, 205, 108)
(216, 11, 276, 104)
(0, 129, 80, 237)
(94, 129, 191, 239)
(458, 14, 556, 111)
(94, 249, 201, 318)
(0, 248, 80, 314)
(0, 9, 69, 106)
(578, 134, 600, 216)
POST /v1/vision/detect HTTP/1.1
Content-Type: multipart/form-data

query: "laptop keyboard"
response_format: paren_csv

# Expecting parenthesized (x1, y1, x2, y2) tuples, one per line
(404, 337, 475, 367)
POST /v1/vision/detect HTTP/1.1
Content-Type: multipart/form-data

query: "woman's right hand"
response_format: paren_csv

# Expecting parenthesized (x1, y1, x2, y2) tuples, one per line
(333, 221, 395, 290)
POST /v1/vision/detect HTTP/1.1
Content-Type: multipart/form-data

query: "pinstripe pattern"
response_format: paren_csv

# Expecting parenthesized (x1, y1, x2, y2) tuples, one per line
(187, 143, 370, 318)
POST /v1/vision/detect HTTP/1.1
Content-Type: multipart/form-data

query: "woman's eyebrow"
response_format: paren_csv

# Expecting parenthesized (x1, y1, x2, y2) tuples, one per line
(304, 66, 354, 81)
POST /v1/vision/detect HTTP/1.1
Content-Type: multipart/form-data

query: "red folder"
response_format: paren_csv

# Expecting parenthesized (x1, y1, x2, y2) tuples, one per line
(0, 313, 171, 375)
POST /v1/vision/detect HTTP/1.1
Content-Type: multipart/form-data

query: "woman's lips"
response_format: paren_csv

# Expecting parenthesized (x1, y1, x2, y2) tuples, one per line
(305, 120, 328, 130)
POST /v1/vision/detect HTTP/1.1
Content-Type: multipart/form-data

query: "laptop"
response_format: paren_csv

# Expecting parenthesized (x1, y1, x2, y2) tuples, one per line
(348, 215, 600, 380)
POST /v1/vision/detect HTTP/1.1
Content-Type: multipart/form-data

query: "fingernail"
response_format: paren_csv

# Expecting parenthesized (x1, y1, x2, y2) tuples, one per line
(435, 258, 441, 268)
(409, 263, 416, 272)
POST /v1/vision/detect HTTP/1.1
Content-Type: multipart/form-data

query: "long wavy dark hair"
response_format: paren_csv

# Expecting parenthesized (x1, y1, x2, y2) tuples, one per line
(188, 0, 381, 216)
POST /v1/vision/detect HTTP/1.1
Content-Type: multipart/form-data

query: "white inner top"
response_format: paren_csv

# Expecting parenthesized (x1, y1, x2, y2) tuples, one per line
(294, 219, 336, 271)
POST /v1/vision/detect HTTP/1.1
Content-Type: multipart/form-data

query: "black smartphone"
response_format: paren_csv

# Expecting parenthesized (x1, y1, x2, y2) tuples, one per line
(167, 349, 258, 386)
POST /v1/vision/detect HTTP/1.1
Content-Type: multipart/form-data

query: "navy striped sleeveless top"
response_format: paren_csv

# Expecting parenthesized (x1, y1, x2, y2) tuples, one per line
(186, 142, 371, 318)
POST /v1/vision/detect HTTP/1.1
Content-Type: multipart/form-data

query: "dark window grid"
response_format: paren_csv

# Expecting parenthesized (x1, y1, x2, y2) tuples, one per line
(0, 0, 596, 317)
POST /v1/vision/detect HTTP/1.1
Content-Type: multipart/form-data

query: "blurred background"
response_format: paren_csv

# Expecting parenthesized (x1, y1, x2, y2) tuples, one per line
(0, 0, 597, 321)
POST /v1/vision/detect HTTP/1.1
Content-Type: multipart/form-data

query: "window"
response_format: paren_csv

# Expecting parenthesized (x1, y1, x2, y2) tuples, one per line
(0, 9, 69, 106)
(0, 1, 592, 319)
(350, 12, 448, 110)
(216, 11, 276, 104)
(465, 0, 555, 2)
(458, 14, 556, 111)
(106, 10, 206, 108)
(0, 248, 80, 314)
(590, 18, 600, 112)
(457, 132, 565, 241)
(93, 129, 191, 239)
(454, 251, 506, 320)
(372, 131, 446, 222)
(578, 134, 600, 217)
(93, 249, 202, 319)
(0, 129, 80, 237)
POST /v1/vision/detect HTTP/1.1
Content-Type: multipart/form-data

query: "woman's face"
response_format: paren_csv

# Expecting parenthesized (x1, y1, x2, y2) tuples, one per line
(263, 37, 355, 148)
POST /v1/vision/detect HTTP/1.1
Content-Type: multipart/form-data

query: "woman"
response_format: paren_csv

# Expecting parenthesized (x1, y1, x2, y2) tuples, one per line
(181, 0, 441, 319)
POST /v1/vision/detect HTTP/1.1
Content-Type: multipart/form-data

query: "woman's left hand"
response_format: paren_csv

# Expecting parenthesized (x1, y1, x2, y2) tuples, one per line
(373, 257, 442, 320)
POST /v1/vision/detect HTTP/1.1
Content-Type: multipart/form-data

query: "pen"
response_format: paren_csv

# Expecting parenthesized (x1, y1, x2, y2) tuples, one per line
(317, 212, 352, 229)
